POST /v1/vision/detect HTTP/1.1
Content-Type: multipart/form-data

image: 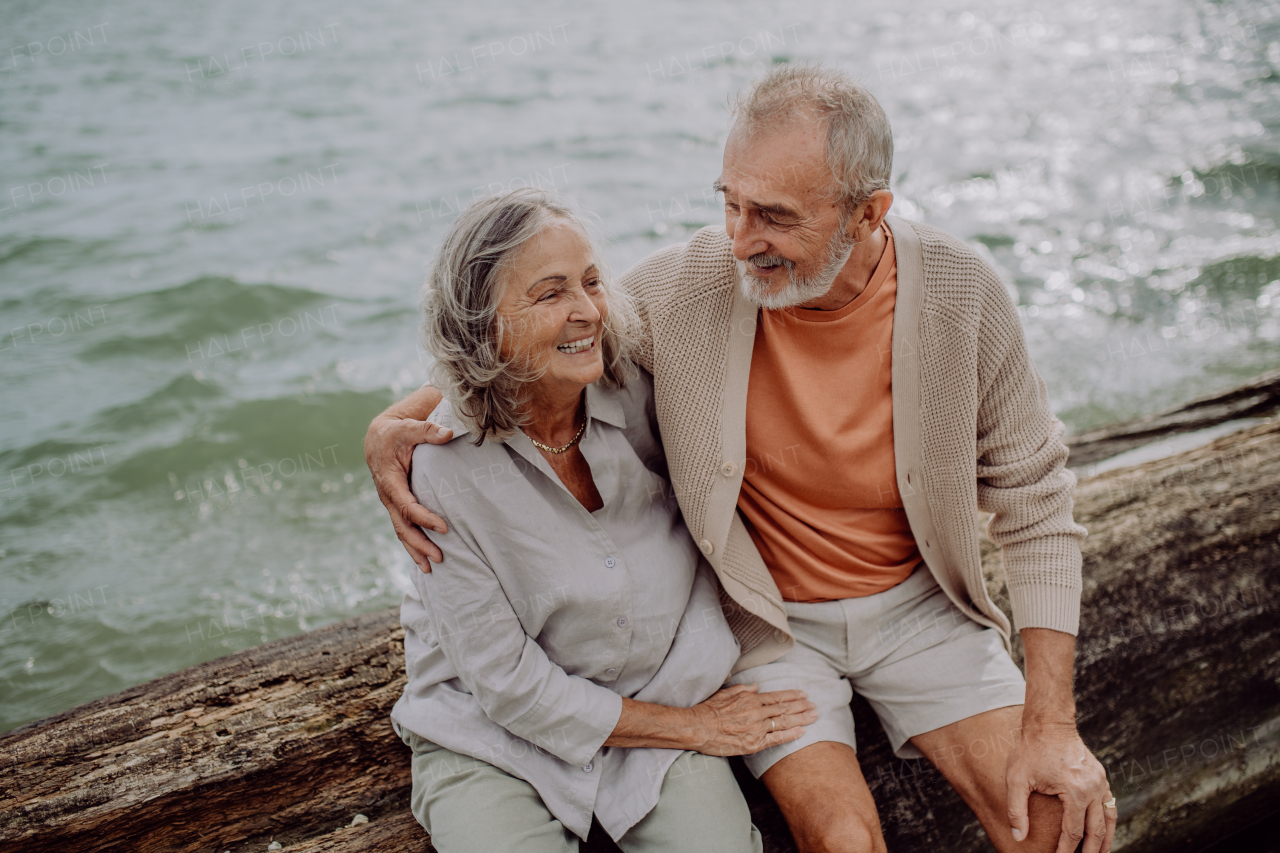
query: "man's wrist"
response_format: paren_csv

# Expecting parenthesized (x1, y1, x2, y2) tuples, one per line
(370, 386, 442, 424)
(1019, 626, 1079, 737)
(1020, 714, 1078, 737)
(1020, 689, 1078, 732)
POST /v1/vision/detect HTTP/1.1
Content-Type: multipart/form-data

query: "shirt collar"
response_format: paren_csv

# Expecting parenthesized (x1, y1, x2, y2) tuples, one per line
(584, 380, 627, 430)
(505, 381, 628, 450)
(425, 397, 469, 443)
(500, 381, 627, 487)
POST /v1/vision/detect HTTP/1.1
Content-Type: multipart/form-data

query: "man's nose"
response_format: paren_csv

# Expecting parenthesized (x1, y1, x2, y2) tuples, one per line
(731, 215, 767, 261)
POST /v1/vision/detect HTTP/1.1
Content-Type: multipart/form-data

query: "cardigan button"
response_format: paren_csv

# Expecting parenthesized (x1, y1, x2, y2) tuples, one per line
(698, 539, 714, 556)
(773, 629, 788, 643)
(721, 461, 737, 477)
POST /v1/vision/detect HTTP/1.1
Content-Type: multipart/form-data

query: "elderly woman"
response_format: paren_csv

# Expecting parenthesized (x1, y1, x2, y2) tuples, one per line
(389, 188, 816, 853)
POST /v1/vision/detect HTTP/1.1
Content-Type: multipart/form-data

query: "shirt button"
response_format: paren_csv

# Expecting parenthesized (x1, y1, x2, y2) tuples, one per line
(604, 557, 616, 568)
(617, 617, 628, 627)
(583, 763, 593, 772)
(606, 667, 617, 674)
(698, 539, 714, 556)
(721, 461, 736, 477)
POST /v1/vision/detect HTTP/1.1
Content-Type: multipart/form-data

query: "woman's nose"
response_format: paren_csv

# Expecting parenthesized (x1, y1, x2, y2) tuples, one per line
(567, 287, 602, 323)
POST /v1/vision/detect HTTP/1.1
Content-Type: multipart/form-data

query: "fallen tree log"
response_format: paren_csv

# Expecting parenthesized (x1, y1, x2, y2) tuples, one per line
(1065, 369, 1280, 468)
(1, 421, 1277, 853)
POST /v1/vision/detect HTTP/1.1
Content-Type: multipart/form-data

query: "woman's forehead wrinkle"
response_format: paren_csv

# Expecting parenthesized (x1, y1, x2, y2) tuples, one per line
(525, 275, 567, 294)
(511, 227, 593, 292)
(524, 263, 593, 295)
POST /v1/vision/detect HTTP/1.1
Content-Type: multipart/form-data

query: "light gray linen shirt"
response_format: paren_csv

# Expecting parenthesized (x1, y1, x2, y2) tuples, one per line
(389, 371, 740, 842)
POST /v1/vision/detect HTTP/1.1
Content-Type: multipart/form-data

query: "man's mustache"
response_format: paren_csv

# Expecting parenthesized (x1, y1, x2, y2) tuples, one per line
(747, 253, 794, 271)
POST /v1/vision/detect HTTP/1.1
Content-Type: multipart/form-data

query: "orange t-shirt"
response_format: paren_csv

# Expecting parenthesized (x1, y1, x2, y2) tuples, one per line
(737, 227, 922, 602)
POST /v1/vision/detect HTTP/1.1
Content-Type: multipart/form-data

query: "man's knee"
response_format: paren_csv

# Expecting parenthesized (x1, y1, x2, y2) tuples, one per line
(794, 812, 885, 853)
(1022, 792, 1067, 852)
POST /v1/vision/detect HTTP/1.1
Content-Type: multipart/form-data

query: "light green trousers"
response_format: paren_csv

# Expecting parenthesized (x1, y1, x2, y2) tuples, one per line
(399, 728, 763, 853)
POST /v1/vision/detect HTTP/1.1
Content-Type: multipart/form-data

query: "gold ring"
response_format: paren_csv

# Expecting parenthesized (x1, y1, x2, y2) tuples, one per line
(1103, 797, 1117, 809)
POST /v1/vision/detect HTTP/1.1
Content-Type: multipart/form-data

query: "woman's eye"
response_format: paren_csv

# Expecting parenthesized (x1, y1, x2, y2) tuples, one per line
(584, 279, 601, 289)
(536, 290, 558, 302)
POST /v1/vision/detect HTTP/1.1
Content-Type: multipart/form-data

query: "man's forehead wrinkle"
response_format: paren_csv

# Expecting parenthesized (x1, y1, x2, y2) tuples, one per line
(723, 158, 805, 190)
(726, 165, 828, 212)
(727, 137, 826, 185)
(721, 123, 840, 220)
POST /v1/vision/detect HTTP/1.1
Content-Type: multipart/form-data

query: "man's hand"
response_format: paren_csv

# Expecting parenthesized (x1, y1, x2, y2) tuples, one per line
(1008, 628, 1116, 853)
(364, 387, 449, 571)
(1006, 723, 1113, 853)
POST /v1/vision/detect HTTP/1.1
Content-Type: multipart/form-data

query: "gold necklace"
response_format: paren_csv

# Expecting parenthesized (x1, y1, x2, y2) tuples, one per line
(524, 415, 587, 454)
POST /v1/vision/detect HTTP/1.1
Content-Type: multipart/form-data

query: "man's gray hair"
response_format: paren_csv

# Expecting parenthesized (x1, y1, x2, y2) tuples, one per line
(420, 188, 638, 445)
(730, 64, 893, 212)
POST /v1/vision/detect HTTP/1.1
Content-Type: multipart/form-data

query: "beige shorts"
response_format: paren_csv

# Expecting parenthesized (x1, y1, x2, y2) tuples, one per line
(729, 565, 1026, 777)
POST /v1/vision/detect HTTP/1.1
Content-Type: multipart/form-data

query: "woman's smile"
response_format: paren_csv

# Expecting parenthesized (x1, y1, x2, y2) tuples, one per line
(556, 333, 596, 355)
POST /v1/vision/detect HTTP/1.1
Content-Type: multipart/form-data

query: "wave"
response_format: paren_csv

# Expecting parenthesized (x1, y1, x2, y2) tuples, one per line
(103, 387, 394, 497)
(93, 373, 226, 432)
(0, 386, 392, 521)
(1189, 255, 1280, 302)
(1185, 150, 1280, 193)
(0, 236, 117, 270)
(0, 438, 112, 473)
(81, 276, 346, 359)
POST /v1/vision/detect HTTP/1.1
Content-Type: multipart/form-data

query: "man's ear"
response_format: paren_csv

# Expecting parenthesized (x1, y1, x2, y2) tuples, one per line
(857, 190, 894, 239)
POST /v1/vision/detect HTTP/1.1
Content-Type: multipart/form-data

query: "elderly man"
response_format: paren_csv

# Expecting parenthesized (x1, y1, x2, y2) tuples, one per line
(366, 65, 1113, 853)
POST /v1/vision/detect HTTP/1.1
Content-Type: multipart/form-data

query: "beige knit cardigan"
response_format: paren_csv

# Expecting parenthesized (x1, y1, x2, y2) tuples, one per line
(620, 215, 1086, 674)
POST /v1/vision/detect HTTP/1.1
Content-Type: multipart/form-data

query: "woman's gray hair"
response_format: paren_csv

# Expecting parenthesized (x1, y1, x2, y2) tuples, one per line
(730, 64, 893, 214)
(420, 188, 639, 445)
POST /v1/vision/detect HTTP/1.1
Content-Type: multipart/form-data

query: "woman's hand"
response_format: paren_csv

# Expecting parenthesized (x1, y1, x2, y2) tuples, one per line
(689, 683, 817, 756)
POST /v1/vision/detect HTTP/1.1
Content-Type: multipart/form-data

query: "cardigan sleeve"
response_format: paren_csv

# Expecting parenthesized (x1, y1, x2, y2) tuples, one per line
(626, 290, 656, 375)
(973, 278, 1087, 635)
(619, 241, 694, 374)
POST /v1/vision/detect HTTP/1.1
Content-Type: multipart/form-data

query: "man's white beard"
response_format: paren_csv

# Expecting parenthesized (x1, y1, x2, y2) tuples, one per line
(738, 229, 857, 310)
